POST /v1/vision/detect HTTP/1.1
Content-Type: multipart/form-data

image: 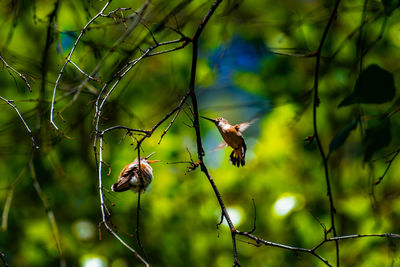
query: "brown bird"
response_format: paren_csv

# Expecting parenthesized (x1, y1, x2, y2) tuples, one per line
(111, 153, 160, 193)
(201, 116, 256, 167)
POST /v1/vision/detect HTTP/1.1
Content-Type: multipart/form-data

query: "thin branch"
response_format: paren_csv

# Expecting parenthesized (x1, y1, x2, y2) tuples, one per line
(185, 0, 241, 266)
(235, 230, 332, 267)
(312, 1, 341, 266)
(0, 252, 8, 267)
(63, 3, 150, 111)
(158, 108, 181, 144)
(0, 54, 32, 92)
(28, 156, 65, 267)
(69, 60, 104, 83)
(236, 230, 400, 267)
(327, 233, 400, 241)
(101, 125, 151, 135)
(100, 7, 133, 17)
(1, 168, 27, 231)
(375, 148, 400, 185)
(0, 96, 39, 148)
(96, 133, 149, 266)
(135, 191, 148, 262)
(248, 199, 256, 234)
(50, 0, 113, 131)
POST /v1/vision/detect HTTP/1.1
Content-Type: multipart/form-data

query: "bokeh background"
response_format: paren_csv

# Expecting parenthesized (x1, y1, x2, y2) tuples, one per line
(1, 0, 400, 266)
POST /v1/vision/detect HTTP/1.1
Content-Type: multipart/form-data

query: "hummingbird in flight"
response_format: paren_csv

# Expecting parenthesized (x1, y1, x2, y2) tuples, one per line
(111, 153, 160, 193)
(201, 116, 256, 167)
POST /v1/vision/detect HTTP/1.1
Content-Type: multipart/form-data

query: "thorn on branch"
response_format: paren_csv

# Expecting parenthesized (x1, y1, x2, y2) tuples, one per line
(307, 51, 318, 57)
(0, 252, 8, 267)
(237, 238, 262, 247)
(374, 149, 400, 186)
(101, 161, 112, 176)
(166, 148, 200, 174)
(98, 221, 104, 240)
(20, 74, 33, 92)
(304, 135, 315, 144)
(158, 108, 181, 144)
(315, 96, 320, 107)
(248, 198, 257, 234)
(182, 122, 194, 128)
(56, 111, 66, 123)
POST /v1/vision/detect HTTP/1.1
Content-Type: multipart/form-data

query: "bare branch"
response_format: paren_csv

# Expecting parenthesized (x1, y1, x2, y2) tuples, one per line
(135, 191, 149, 262)
(0, 54, 32, 92)
(1, 168, 27, 231)
(69, 61, 104, 83)
(158, 108, 181, 144)
(50, 0, 113, 131)
(375, 148, 400, 185)
(0, 252, 8, 267)
(96, 134, 149, 266)
(185, 0, 242, 265)
(311, 1, 342, 265)
(0, 95, 39, 148)
(28, 157, 65, 267)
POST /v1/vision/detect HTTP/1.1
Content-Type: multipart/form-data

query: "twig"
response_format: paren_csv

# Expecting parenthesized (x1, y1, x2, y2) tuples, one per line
(63, 3, 149, 111)
(1, 168, 27, 231)
(236, 229, 400, 267)
(0, 96, 39, 149)
(50, 0, 113, 131)
(185, 0, 242, 266)
(248, 199, 256, 234)
(135, 191, 148, 262)
(28, 156, 65, 267)
(0, 54, 32, 92)
(158, 108, 181, 144)
(375, 148, 400, 185)
(96, 133, 149, 266)
(312, 1, 341, 266)
(0, 252, 8, 267)
(327, 233, 400, 241)
(69, 60, 104, 83)
(235, 230, 332, 266)
(101, 125, 151, 135)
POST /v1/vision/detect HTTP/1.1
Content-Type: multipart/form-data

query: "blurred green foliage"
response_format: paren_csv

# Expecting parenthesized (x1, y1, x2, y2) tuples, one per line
(1, 0, 400, 266)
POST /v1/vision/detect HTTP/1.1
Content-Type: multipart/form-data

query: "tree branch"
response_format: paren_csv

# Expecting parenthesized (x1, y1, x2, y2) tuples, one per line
(312, 1, 341, 266)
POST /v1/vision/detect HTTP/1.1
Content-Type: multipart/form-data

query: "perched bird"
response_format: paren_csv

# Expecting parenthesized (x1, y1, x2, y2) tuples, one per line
(111, 153, 160, 193)
(201, 116, 256, 167)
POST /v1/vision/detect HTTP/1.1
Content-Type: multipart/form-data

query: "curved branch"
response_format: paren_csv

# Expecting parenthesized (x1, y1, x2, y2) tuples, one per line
(185, 0, 241, 266)
(96, 133, 150, 266)
(0, 96, 38, 148)
(0, 54, 32, 92)
(312, 1, 341, 265)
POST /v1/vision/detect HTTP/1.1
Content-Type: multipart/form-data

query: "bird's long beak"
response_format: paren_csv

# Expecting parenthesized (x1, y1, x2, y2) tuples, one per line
(147, 160, 160, 164)
(145, 152, 155, 159)
(200, 116, 215, 122)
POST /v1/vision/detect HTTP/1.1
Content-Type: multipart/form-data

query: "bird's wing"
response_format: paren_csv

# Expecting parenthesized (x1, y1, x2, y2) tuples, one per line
(112, 176, 131, 192)
(234, 118, 258, 133)
(210, 141, 228, 152)
(119, 163, 137, 178)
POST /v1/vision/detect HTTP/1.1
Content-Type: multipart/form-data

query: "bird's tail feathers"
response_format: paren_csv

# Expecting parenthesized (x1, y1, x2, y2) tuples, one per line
(230, 147, 245, 167)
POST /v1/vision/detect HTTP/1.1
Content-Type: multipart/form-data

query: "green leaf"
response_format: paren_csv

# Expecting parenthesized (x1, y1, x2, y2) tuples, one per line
(362, 119, 391, 162)
(327, 118, 358, 159)
(383, 0, 400, 15)
(338, 64, 396, 108)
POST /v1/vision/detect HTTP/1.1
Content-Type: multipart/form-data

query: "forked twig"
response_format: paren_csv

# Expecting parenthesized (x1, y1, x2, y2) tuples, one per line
(0, 54, 32, 92)
(0, 96, 39, 148)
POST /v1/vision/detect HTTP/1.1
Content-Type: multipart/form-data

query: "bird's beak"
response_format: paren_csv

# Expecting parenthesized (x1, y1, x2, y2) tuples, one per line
(200, 116, 215, 123)
(145, 152, 155, 159)
(147, 160, 160, 164)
